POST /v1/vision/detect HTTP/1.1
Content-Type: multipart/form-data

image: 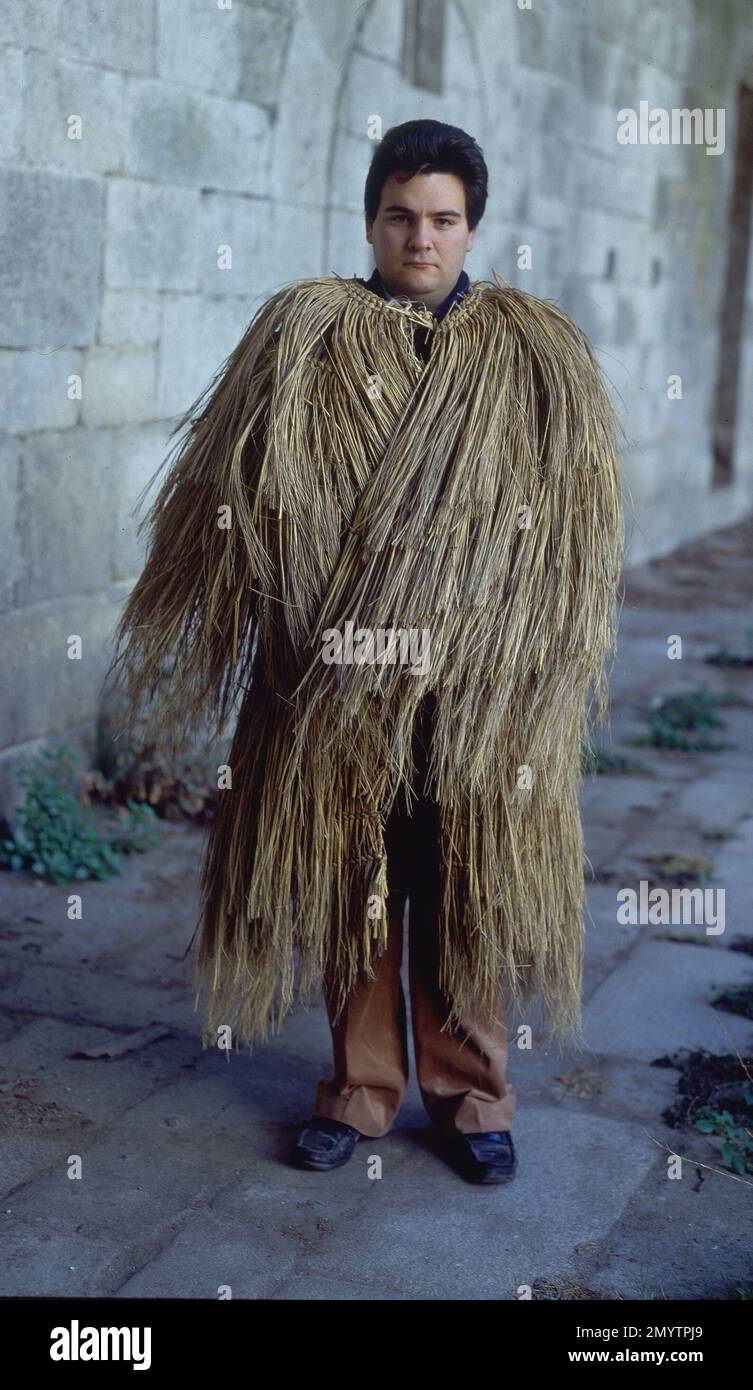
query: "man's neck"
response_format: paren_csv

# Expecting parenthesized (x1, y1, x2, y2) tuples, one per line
(364, 267, 470, 321)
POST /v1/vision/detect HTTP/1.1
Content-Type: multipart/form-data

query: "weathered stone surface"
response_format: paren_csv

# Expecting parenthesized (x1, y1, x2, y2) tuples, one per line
(0, 435, 22, 613)
(0, 1, 60, 48)
(105, 179, 200, 292)
(0, 169, 103, 349)
(360, 0, 404, 66)
(0, 45, 23, 160)
(22, 52, 128, 175)
(110, 421, 174, 580)
(0, 347, 81, 432)
(56, 0, 156, 74)
(585, 940, 753, 1060)
(81, 345, 158, 426)
(199, 192, 273, 296)
(124, 80, 269, 195)
(98, 289, 162, 346)
(0, 591, 122, 750)
(156, 293, 250, 417)
(156, 0, 292, 108)
(17, 428, 114, 606)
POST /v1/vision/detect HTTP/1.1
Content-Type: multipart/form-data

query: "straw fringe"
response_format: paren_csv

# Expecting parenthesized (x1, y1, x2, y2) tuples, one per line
(106, 271, 625, 1052)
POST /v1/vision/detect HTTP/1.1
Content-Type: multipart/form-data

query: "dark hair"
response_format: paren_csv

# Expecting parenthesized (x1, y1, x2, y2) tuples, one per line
(364, 119, 488, 231)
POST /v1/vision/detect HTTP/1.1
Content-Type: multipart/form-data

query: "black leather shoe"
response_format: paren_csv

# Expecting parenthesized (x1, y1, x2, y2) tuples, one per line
(293, 1115, 362, 1170)
(452, 1130, 517, 1183)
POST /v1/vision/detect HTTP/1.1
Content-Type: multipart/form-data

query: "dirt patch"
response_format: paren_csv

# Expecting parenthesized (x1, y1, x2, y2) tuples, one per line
(0, 1075, 93, 1135)
(527, 1275, 620, 1300)
(654, 1048, 752, 1125)
(625, 514, 753, 611)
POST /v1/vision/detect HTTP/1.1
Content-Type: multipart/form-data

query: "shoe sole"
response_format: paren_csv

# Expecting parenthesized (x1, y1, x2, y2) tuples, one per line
(293, 1146, 358, 1170)
(456, 1157, 517, 1184)
(471, 1168, 517, 1184)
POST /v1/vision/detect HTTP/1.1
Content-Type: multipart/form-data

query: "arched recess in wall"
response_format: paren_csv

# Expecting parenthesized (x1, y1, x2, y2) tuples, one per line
(710, 58, 753, 489)
(322, 0, 490, 278)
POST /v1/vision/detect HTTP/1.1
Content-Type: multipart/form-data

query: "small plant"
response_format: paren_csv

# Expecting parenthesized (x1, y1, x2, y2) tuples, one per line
(657, 1046, 753, 1180)
(580, 741, 646, 775)
(700, 825, 738, 842)
(653, 929, 710, 947)
(642, 852, 716, 886)
(0, 741, 162, 885)
(704, 628, 753, 668)
(89, 679, 218, 823)
(711, 983, 753, 1021)
(692, 1086, 753, 1176)
(633, 687, 732, 752)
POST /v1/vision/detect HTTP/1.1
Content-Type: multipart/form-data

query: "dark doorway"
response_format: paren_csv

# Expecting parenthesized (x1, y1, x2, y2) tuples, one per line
(712, 81, 753, 488)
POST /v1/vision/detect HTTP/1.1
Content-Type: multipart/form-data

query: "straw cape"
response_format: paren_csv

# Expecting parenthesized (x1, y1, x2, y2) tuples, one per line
(107, 269, 625, 1051)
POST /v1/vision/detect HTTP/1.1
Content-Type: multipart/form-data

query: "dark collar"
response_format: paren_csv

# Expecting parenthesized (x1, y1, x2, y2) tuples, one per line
(359, 267, 470, 321)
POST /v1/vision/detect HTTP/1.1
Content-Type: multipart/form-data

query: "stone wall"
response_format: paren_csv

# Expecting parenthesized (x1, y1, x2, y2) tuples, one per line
(2, 0, 753, 810)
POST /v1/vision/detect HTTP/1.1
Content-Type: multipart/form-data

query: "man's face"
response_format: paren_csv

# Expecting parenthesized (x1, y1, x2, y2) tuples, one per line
(365, 170, 476, 311)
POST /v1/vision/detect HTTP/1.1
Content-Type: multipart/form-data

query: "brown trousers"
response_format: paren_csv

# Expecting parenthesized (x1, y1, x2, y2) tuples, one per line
(314, 706, 517, 1138)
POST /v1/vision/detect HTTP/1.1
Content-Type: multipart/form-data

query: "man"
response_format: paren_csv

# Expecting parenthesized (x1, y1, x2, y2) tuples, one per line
(107, 120, 623, 1186)
(297, 143, 519, 1182)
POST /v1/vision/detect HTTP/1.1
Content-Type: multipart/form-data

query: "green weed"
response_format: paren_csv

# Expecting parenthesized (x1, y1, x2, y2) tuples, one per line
(0, 741, 161, 885)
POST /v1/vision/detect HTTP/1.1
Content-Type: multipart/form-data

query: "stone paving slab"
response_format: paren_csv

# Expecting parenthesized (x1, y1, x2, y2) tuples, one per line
(674, 775, 753, 832)
(0, 1231, 120, 1300)
(0, 822, 202, 969)
(115, 1211, 300, 1300)
(92, 1105, 661, 1301)
(571, 1156, 753, 1301)
(0, 960, 200, 1034)
(584, 940, 753, 1060)
(274, 1272, 406, 1300)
